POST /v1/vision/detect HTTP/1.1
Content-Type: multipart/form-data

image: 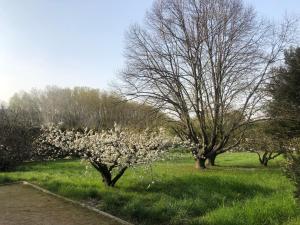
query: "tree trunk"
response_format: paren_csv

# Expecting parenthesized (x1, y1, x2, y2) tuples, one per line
(100, 170, 112, 186)
(206, 153, 217, 166)
(259, 154, 269, 167)
(262, 158, 268, 167)
(99, 167, 128, 187)
(90, 161, 127, 187)
(195, 156, 206, 169)
(110, 167, 127, 187)
(96, 165, 113, 186)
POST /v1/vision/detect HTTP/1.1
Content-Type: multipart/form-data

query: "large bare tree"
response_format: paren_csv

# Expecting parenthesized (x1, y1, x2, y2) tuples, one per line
(120, 0, 296, 168)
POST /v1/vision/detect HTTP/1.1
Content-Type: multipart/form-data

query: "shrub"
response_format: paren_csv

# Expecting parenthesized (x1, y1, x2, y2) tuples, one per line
(286, 153, 300, 198)
(0, 107, 38, 171)
(285, 138, 300, 198)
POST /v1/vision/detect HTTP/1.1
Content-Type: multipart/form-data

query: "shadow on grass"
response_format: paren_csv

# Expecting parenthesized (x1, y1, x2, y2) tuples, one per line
(0, 176, 15, 184)
(105, 175, 274, 225)
(213, 164, 283, 170)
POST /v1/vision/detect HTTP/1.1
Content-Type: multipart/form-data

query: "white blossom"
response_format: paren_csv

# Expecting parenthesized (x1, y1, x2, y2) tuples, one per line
(37, 123, 176, 169)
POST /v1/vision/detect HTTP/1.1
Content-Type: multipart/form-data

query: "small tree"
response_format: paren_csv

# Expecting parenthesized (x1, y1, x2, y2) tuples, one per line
(240, 133, 286, 166)
(38, 124, 173, 187)
(241, 125, 285, 166)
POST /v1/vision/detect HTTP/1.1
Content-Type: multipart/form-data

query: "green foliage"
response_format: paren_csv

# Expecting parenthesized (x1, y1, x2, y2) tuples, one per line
(0, 152, 298, 225)
(288, 154, 300, 198)
(267, 47, 300, 138)
(286, 143, 300, 198)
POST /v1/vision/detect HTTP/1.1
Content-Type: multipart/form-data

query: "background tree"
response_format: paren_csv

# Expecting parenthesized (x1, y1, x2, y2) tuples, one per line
(241, 122, 285, 166)
(9, 90, 41, 126)
(267, 47, 300, 197)
(120, 0, 294, 169)
(9, 86, 168, 130)
(0, 107, 38, 171)
(267, 47, 300, 138)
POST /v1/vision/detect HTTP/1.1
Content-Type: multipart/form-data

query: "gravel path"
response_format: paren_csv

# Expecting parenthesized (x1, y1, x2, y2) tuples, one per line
(0, 183, 126, 225)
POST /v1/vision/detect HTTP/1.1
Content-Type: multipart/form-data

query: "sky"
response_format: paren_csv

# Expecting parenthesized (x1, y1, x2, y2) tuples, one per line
(0, 0, 299, 102)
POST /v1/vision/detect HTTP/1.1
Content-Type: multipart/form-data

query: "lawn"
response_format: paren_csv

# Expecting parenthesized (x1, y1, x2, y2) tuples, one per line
(0, 152, 299, 225)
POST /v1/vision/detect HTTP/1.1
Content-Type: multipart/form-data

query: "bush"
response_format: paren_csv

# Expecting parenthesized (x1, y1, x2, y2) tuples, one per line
(284, 138, 300, 198)
(0, 107, 38, 171)
(286, 152, 300, 198)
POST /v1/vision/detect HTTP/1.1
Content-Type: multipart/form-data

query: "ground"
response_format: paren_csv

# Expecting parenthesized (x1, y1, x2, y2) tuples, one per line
(0, 183, 122, 225)
(0, 152, 299, 225)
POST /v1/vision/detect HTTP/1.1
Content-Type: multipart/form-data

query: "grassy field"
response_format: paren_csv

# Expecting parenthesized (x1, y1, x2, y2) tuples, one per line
(0, 152, 299, 225)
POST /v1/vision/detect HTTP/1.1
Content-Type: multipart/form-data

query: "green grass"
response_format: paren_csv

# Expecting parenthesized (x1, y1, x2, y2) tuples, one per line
(0, 152, 299, 225)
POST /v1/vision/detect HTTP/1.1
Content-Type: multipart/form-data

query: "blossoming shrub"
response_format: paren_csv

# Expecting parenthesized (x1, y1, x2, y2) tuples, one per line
(37, 124, 174, 186)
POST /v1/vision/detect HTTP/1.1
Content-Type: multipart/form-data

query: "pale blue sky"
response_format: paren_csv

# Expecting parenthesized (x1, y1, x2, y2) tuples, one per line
(0, 0, 299, 101)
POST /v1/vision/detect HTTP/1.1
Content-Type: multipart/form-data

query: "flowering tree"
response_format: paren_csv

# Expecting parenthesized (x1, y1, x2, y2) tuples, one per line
(37, 124, 173, 187)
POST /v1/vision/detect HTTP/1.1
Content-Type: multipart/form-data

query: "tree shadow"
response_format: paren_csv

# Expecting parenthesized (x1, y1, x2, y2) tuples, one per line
(107, 175, 275, 225)
(213, 163, 282, 170)
(126, 174, 273, 202)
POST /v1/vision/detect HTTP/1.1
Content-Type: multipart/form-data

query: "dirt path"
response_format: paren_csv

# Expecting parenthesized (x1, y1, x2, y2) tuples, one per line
(0, 183, 127, 225)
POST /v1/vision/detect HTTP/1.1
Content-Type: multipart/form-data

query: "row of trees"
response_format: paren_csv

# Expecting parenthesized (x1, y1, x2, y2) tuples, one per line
(9, 86, 167, 130)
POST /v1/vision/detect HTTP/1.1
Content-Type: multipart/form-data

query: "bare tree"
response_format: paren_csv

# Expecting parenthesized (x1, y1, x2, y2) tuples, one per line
(120, 0, 295, 169)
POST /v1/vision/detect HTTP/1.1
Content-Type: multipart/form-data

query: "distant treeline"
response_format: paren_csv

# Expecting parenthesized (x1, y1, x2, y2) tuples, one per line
(8, 86, 168, 130)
